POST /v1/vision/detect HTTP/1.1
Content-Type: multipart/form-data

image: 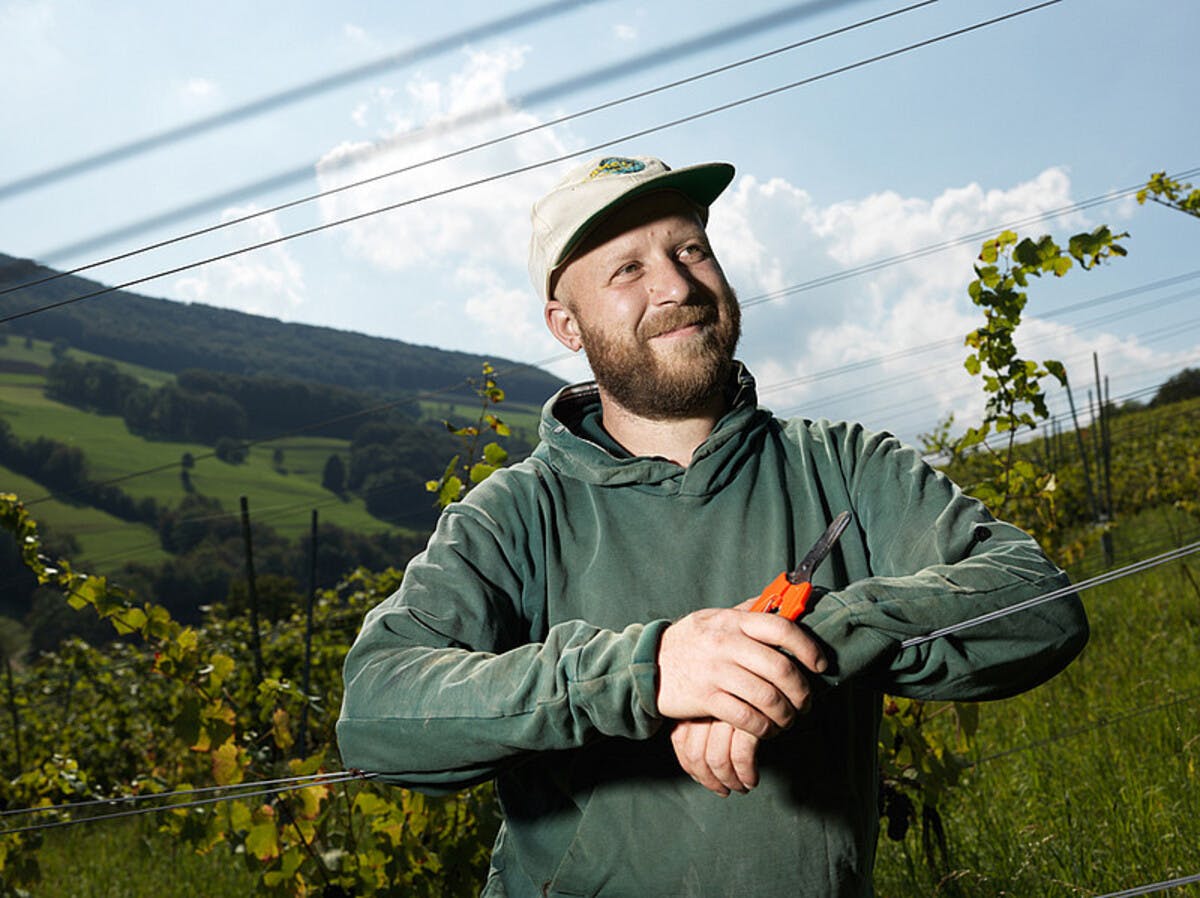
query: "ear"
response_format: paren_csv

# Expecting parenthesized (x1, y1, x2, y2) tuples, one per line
(545, 299, 584, 352)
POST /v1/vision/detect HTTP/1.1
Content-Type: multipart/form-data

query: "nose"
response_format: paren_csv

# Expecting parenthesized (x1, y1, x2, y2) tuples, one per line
(644, 257, 692, 305)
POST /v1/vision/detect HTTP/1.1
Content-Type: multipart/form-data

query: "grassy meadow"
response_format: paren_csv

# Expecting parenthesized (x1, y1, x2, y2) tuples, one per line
(873, 504, 1200, 896)
(33, 817, 257, 898)
(0, 339, 407, 567)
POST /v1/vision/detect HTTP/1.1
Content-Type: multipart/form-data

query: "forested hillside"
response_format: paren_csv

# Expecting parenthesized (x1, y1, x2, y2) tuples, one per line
(0, 252, 565, 404)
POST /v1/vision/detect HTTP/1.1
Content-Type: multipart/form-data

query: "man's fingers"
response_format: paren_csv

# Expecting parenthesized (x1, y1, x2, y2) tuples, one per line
(671, 721, 729, 796)
(705, 689, 777, 739)
(656, 607, 825, 725)
(670, 720, 760, 796)
(703, 720, 742, 794)
(729, 728, 760, 790)
(737, 611, 828, 675)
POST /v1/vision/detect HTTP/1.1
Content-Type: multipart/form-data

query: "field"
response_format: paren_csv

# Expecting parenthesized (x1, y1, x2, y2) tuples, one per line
(16, 507, 1198, 897)
(6, 335, 1200, 895)
(874, 503, 1200, 896)
(0, 339, 410, 567)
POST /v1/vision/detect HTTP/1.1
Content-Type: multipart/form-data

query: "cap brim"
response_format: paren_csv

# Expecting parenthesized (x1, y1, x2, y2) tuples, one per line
(551, 161, 735, 272)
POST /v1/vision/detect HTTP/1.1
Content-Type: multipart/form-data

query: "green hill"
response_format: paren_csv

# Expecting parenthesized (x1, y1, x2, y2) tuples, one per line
(0, 251, 565, 405)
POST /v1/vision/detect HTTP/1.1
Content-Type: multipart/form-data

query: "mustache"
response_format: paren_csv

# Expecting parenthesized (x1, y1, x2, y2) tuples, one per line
(639, 304, 719, 340)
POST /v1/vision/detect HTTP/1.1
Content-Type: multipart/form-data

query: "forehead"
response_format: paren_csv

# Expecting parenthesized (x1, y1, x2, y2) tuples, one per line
(571, 190, 707, 259)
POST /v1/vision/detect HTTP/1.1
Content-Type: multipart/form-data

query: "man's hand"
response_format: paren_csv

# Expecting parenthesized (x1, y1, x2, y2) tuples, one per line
(655, 603, 827, 738)
(670, 719, 761, 797)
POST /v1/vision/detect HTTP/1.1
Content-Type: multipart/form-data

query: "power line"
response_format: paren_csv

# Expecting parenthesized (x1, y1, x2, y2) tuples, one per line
(13, 264, 1199, 541)
(771, 311, 1200, 426)
(0, 769, 367, 820)
(0, 0, 1065, 327)
(14, 0, 921, 275)
(901, 539, 1200, 650)
(0, 770, 375, 837)
(0, 0, 606, 203)
(738, 169, 1200, 311)
(1094, 873, 1200, 898)
(758, 268, 1200, 400)
(19, 349, 571, 507)
(4, 532, 1198, 836)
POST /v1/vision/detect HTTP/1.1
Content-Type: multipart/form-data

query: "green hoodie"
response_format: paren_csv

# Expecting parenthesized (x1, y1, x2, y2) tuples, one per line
(338, 366, 1088, 897)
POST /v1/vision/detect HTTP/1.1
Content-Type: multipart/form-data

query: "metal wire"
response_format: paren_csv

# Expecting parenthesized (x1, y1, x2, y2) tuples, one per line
(901, 540, 1200, 649)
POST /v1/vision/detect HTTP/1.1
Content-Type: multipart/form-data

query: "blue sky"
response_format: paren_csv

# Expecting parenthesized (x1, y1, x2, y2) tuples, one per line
(2, 0, 1198, 443)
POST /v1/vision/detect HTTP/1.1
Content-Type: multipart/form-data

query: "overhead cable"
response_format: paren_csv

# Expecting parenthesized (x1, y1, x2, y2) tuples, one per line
(5, 534, 1198, 836)
(972, 687, 1200, 768)
(19, 0, 923, 272)
(0, 0, 1065, 327)
(18, 263, 1200, 512)
(900, 539, 1200, 649)
(735, 167, 1200, 310)
(0, 770, 375, 837)
(1094, 873, 1200, 898)
(0, 0, 606, 203)
(20, 348, 573, 507)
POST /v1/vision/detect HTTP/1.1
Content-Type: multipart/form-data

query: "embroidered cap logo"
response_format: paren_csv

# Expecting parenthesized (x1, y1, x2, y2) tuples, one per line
(588, 157, 647, 179)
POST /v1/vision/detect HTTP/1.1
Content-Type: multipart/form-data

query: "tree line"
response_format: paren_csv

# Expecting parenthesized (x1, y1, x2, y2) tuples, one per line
(45, 357, 423, 442)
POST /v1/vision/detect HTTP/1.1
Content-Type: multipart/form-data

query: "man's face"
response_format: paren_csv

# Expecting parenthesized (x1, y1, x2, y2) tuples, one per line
(546, 191, 741, 419)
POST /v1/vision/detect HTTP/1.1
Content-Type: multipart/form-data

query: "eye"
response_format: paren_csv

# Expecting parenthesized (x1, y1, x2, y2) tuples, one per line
(678, 242, 709, 262)
(612, 260, 641, 280)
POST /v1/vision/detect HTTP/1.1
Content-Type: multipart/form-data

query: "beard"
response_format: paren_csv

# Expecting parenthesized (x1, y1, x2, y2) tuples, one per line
(578, 287, 742, 419)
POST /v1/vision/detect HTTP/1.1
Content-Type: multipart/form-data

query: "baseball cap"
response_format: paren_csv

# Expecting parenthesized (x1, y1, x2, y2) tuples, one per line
(527, 155, 735, 303)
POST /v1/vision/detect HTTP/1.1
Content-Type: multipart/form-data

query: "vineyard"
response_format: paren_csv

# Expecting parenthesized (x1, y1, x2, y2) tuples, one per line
(2, 394, 1200, 896)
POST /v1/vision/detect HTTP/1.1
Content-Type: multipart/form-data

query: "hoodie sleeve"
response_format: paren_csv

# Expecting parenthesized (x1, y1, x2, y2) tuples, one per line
(336, 483, 666, 792)
(800, 422, 1089, 701)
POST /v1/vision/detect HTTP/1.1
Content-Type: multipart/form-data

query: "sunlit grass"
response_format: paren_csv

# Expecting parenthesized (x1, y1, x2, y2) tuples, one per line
(874, 505, 1200, 896)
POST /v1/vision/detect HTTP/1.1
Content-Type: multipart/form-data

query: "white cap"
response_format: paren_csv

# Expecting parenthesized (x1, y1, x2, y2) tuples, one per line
(527, 155, 735, 303)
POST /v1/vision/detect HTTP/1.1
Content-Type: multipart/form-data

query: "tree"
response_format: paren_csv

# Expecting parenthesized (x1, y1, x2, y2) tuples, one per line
(1151, 367, 1200, 407)
(321, 453, 346, 495)
(214, 437, 247, 465)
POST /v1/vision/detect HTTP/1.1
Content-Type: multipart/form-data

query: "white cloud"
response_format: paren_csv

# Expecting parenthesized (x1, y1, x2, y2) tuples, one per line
(613, 23, 637, 41)
(174, 206, 306, 319)
(715, 166, 1153, 441)
(314, 45, 583, 363)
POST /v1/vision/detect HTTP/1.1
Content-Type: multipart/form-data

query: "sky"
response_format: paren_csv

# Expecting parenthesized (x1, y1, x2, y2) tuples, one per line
(1, 0, 1198, 445)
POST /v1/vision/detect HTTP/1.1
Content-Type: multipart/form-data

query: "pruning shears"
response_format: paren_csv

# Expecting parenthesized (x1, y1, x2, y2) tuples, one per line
(749, 511, 852, 621)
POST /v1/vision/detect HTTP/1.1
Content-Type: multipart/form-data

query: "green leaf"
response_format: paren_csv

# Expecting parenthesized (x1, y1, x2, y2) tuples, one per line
(469, 463, 497, 484)
(437, 475, 463, 507)
(174, 695, 203, 746)
(246, 821, 280, 861)
(482, 442, 508, 466)
(211, 741, 243, 786)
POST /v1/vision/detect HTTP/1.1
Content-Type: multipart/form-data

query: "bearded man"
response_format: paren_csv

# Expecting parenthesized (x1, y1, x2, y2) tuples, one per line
(338, 155, 1089, 897)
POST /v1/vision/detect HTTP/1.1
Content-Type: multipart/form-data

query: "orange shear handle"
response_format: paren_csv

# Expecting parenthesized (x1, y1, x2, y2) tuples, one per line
(748, 572, 814, 622)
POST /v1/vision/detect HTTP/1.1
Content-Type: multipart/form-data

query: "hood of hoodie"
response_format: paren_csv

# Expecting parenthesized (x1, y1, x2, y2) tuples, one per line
(530, 361, 777, 496)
